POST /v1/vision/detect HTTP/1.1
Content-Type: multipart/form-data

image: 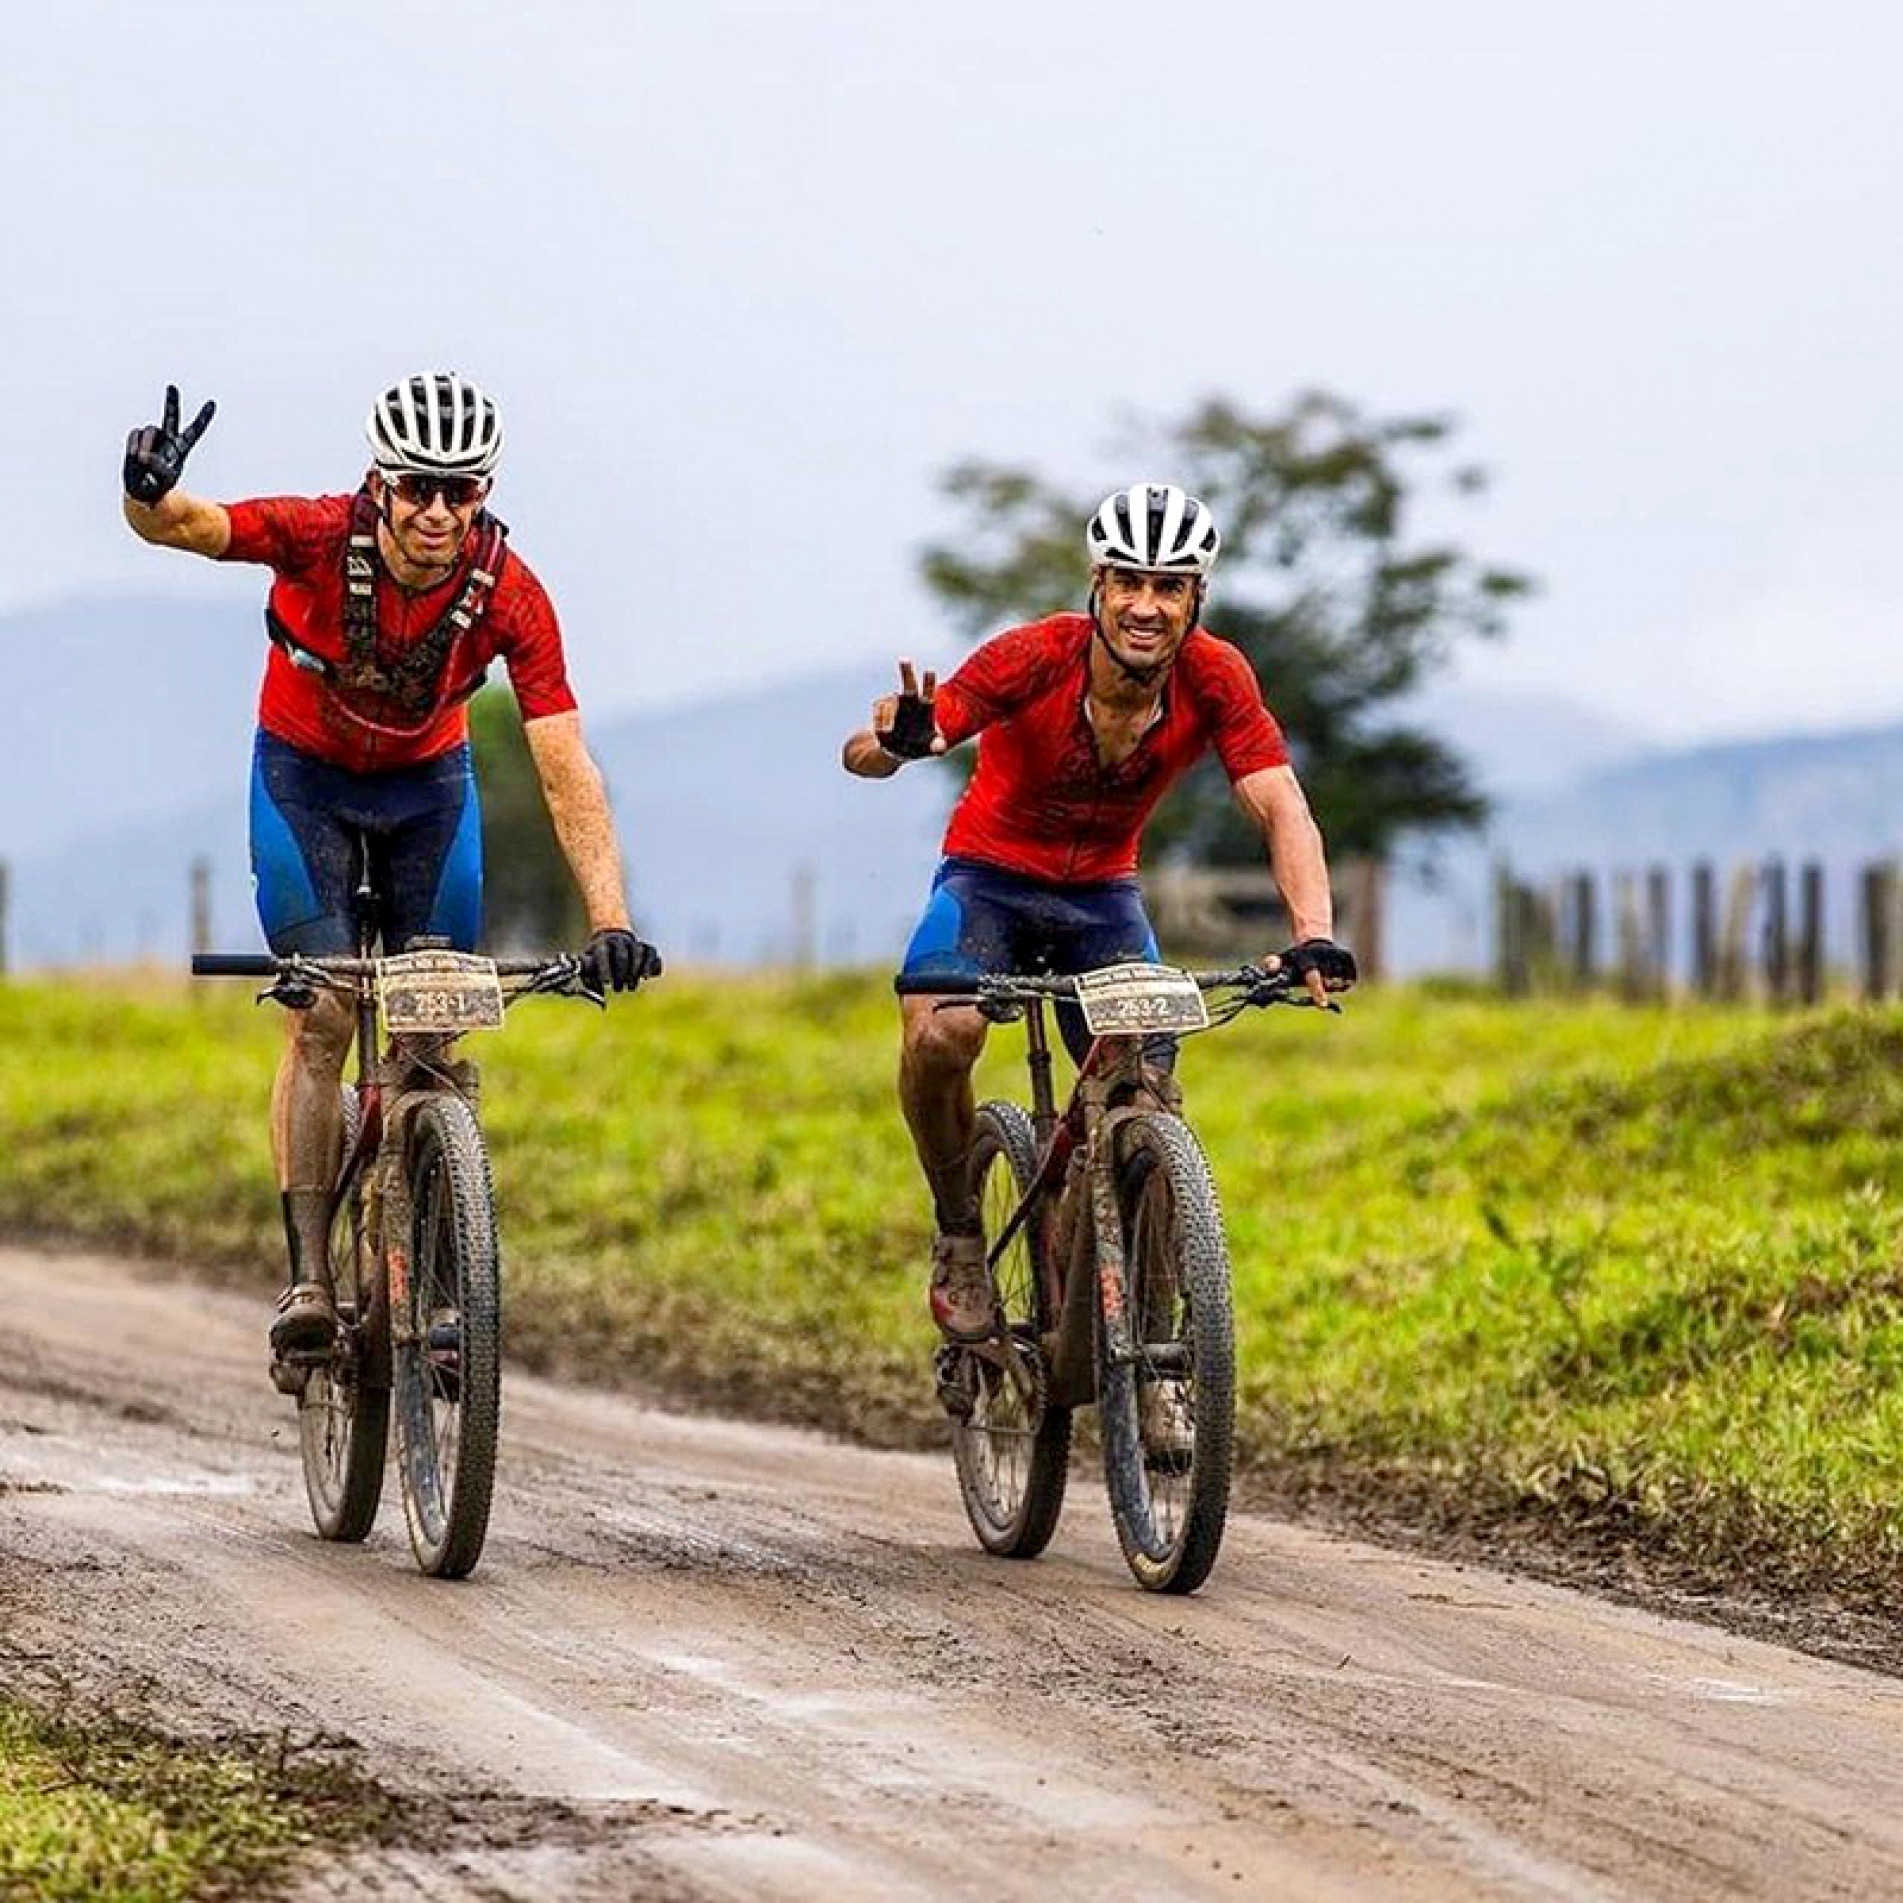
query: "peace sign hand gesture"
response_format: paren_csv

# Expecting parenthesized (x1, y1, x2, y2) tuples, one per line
(123, 383, 217, 506)
(872, 659, 946, 762)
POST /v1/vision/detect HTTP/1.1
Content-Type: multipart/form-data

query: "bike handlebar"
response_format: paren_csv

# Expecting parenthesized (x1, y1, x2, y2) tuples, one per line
(893, 965, 1282, 999)
(192, 952, 578, 979)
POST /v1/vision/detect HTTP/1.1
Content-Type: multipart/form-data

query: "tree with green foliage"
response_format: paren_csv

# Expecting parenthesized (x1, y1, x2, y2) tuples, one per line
(919, 391, 1533, 866)
(467, 686, 588, 951)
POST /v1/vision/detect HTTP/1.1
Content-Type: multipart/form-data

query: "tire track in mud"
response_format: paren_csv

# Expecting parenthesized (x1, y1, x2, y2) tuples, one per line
(3, 1245, 1903, 1901)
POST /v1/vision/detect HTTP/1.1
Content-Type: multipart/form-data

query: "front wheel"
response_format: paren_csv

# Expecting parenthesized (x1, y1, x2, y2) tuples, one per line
(392, 1094, 501, 1579)
(298, 1087, 388, 1542)
(1098, 1112, 1236, 1594)
(948, 1101, 1072, 1558)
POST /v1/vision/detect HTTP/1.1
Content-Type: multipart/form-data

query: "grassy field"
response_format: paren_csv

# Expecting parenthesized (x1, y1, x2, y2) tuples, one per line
(5, 972, 1903, 1596)
(0, 1696, 385, 1902)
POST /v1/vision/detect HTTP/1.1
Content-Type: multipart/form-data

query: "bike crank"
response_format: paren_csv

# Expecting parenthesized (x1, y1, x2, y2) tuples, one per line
(935, 1329, 1046, 1424)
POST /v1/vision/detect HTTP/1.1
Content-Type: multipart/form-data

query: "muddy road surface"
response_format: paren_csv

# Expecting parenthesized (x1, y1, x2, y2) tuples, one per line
(3, 1246, 1902, 1900)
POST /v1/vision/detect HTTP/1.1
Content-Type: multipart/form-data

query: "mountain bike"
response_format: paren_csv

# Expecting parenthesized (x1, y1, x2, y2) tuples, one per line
(896, 961, 1322, 1595)
(192, 856, 605, 1579)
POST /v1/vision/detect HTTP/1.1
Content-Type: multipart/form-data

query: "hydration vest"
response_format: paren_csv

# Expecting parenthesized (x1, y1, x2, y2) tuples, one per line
(266, 488, 509, 736)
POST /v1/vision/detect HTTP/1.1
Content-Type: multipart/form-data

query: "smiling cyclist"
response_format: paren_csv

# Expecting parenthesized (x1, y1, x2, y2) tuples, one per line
(122, 373, 659, 1361)
(843, 482, 1356, 1343)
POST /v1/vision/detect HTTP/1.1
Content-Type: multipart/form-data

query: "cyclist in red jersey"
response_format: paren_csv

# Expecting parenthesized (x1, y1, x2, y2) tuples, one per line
(843, 484, 1355, 1342)
(123, 375, 658, 1359)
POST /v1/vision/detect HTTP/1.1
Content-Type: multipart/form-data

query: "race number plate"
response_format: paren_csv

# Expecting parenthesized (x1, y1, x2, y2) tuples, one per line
(1074, 962, 1209, 1037)
(377, 950, 504, 1034)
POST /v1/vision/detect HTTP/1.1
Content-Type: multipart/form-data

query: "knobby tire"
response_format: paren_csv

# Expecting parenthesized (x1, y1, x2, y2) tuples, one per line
(1098, 1111, 1236, 1594)
(393, 1094, 501, 1579)
(298, 1087, 388, 1542)
(950, 1102, 1071, 1558)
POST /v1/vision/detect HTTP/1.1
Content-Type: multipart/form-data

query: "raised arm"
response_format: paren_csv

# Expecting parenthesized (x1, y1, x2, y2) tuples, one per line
(121, 384, 231, 557)
(124, 488, 231, 556)
(842, 659, 947, 779)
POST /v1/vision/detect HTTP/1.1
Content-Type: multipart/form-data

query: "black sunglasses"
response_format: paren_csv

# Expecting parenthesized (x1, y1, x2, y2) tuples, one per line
(387, 472, 488, 508)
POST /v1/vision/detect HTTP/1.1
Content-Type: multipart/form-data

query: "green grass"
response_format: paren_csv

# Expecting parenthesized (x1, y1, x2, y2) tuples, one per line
(0, 1697, 383, 1901)
(5, 973, 1903, 1593)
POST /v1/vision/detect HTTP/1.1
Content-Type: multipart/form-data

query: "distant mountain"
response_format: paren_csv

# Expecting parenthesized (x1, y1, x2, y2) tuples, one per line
(1404, 682, 1649, 798)
(1494, 720, 1903, 867)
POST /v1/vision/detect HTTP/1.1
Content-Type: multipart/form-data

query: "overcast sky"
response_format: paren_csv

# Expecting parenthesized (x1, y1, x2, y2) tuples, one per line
(4, 0, 1898, 746)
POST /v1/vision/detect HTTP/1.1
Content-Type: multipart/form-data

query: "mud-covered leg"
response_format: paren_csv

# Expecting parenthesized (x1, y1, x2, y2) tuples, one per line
(899, 996, 1000, 1339)
(268, 990, 352, 1355)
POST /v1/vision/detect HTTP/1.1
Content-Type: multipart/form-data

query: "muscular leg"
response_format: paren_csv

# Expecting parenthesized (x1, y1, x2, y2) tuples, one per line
(898, 996, 988, 1234)
(269, 990, 354, 1289)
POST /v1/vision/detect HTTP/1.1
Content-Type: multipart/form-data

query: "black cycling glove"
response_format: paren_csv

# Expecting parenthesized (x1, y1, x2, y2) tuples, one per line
(124, 384, 216, 505)
(1277, 938, 1358, 989)
(584, 928, 663, 995)
(876, 692, 939, 761)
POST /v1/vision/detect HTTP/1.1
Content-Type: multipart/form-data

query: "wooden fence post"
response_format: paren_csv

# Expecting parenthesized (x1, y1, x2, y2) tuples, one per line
(790, 863, 817, 971)
(1568, 871, 1598, 989)
(1348, 857, 1386, 984)
(1615, 872, 1647, 1001)
(1859, 863, 1889, 1001)
(1796, 861, 1824, 1006)
(1690, 861, 1716, 998)
(1760, 858, 1790, 1005)
(1645, 864, 1670, 999)
(1718, 864, 1755, 1001)
(1494, 861, 1526, 995)
(1887, 861, 1903, 1004)
(189, 857, 212, 961)
(1530, 884, 1553, 992)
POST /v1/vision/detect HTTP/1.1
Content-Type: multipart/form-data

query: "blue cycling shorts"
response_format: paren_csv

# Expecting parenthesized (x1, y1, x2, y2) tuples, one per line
(249, 730, 482, 956)
(900, 856, 1166, 1063)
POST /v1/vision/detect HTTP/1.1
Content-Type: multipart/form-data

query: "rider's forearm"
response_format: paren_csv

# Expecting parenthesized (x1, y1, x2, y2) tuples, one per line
(524, 713, 632, 933)
(122, 488, 231, 557)
(1269, 816, 1334, 943)
(842, 728, 903, 778)
(1238, 766, 1334, 941)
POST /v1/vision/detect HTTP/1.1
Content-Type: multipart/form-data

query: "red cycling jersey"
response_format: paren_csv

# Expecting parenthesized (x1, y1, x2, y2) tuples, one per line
(219, 493, 578, 774)
(933, 614, 1290, 884)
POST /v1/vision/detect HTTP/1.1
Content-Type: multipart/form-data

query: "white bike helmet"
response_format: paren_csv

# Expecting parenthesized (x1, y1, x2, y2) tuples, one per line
(365, 372, 504, 478)
(1086, 483, 1220, 576)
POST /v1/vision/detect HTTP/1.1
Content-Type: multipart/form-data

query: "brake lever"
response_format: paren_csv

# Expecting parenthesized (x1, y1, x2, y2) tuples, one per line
(256, 958, 321, 1010)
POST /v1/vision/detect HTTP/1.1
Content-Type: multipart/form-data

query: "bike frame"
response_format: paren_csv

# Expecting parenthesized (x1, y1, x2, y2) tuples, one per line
(985, 1013, 1162, 1407)
(903, 964, 1299, 1410)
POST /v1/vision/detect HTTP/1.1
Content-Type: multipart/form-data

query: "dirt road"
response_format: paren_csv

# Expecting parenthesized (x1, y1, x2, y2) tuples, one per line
(3, 1245, 1901, 1900)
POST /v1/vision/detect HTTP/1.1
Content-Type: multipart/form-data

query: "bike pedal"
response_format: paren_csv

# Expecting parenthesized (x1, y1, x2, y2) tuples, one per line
(932, 1346, 975, 1421)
